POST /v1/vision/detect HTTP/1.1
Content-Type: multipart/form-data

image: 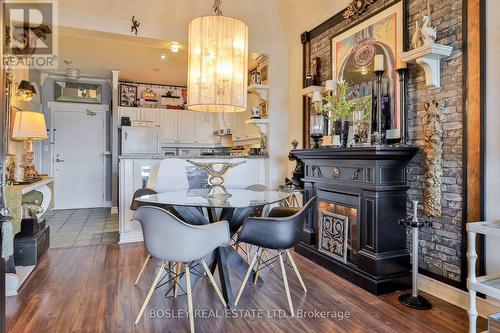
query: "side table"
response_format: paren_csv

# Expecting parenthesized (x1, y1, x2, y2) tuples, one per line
(467, 221, 500, 333)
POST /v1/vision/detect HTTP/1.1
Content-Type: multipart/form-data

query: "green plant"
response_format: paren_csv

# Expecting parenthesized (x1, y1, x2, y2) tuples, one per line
(353, 96, 372, 122)
(322, 79, 355, 121)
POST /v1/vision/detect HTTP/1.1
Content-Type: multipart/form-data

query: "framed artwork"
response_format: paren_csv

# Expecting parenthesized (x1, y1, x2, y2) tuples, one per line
(54, 81, 102, 104)
(331, 1, 404, 139)
(119, 83, 137, 107)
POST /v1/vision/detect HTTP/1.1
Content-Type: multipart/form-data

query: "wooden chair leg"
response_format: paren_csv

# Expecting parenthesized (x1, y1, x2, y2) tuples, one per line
(185, 264, 195, 333)
(235, 248, 261, 305)
(286, 250, 307, 292)
(134, 254, 151, 285)
(253, 249, 266, 284)
(245, 243, 252, 262)
(135, 262, 165, 325)
(200, 259, 227, 307)
(174, 263, 182, 298)
(279, 253, 294, 317)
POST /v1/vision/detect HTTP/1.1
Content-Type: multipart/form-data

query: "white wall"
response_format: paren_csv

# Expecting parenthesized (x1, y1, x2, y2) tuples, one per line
(485, 0, 500, 273)
(275, 0, 349, 174)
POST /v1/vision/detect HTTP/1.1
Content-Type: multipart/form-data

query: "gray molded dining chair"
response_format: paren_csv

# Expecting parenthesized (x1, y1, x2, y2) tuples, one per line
(131, 188, 208, 286)
(133, 206, 229, 333)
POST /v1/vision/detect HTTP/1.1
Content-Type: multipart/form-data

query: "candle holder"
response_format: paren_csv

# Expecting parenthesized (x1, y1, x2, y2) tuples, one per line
(398, 201, 433, 310)
(310, 114, 325, 149)
(373, 69, 385, 146)
(395, 67, 409, 146)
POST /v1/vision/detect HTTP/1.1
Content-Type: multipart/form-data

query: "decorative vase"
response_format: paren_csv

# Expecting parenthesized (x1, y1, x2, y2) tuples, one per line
(186, 160, 246, 197)
(339, 120, 350, 147)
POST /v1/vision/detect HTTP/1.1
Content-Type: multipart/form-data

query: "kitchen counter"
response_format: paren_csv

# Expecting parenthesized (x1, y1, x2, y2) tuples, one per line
(119, 154, 269, 159)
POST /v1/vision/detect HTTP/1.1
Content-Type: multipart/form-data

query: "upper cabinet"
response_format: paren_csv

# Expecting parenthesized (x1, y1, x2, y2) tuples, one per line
(194, 112, 215, 145)
(177, 110, 196, 144)
(118, 107, 140, 123)
(160, 109, 178, 143)
(140, 108, 160, 123)
(118, 107, 159, 125)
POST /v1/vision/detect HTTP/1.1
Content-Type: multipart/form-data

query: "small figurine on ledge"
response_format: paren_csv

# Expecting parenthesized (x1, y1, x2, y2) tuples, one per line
(410, 0, 437, 49)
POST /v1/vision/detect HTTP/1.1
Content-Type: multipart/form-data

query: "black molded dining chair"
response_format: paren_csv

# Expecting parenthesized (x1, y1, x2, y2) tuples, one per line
(234, 197, 316, 317)
(220, 184, 269, 261)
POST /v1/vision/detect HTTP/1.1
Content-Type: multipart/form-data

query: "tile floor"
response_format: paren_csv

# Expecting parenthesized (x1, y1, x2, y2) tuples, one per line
(44, 208, 119, 248)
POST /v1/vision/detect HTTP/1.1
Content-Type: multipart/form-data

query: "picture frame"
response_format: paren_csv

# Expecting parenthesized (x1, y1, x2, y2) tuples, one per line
(330, 1, 404, 139)
(119, 83, 138, 107)
(54, 81, 102, 104)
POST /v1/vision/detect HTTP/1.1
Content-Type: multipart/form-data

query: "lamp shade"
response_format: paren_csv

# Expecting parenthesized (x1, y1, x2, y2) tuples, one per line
(325, 79, 335, 92)
(12, 111, 48, 140)
(187, 15, 248, 113)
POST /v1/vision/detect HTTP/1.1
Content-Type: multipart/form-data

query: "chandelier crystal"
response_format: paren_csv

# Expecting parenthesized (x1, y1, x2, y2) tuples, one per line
(187, 1, 248, 113)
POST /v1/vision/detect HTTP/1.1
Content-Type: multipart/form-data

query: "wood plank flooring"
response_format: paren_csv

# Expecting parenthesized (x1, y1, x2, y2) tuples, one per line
(6, 243, 487, 333)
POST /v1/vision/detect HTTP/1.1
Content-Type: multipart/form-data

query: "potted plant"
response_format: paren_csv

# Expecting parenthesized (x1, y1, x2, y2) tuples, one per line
(322, 79, 354, 147)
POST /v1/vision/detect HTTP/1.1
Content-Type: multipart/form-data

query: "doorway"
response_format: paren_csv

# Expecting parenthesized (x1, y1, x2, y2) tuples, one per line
(48, 102, 108, 209)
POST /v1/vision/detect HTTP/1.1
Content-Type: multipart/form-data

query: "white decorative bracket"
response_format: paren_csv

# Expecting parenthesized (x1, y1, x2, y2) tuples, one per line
(301, 85, 322, 97)
(399, 43, 453, 88)
(245, 118, 269, 136)
(247, 84, 269, 101)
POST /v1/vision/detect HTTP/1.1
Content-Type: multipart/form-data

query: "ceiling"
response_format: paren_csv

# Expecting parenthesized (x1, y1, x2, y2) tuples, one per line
(44, 0, 350, 85)
(46, 27, 188, 85)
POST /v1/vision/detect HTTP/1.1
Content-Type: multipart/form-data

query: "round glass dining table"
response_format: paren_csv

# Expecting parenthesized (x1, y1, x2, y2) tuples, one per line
(136, 188, 291, 208)
(135, 188, 291, 309)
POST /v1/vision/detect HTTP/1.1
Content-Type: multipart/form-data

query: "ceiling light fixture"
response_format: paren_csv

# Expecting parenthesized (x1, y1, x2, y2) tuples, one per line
(160, 54, 166, 60)
(66, 68, 80, 80)
(187, 0, 248, 113)
(169, 43, 179, 53)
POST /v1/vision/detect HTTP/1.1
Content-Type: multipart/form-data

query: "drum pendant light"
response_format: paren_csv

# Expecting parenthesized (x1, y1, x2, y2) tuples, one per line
(187, 0, 248, 113)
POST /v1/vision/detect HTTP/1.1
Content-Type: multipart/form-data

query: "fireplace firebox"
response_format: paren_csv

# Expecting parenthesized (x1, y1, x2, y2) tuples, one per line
(292, 146, 418, 295)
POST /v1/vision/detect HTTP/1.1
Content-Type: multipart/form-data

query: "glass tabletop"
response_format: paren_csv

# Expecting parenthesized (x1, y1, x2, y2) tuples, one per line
(136, 189, 291, 208)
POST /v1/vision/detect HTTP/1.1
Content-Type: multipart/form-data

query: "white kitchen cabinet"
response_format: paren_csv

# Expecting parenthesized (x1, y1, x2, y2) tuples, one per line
(119, 158, 162, 243)
(177, 110, 196, 144)
(140, 108, 160, 123)
(160, 109, 179, 143)
(118, 107, 140, 123)
(195, 112, 215, 144)
(118, 107, 159, 125)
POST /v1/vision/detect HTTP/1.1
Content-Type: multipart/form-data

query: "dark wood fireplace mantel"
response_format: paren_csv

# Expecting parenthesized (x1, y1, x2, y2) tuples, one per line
(292, 146, 418, 295)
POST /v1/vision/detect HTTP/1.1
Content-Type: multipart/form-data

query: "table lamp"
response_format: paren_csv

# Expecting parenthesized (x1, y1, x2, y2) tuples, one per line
(12, 111, 48, 180)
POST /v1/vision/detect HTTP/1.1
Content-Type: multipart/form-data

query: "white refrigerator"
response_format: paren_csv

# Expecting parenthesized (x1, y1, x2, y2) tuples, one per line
(121, 124, 160, 155)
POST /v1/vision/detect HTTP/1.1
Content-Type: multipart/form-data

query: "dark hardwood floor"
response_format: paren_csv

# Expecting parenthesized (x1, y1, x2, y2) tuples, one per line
(6, 243, 487, 333)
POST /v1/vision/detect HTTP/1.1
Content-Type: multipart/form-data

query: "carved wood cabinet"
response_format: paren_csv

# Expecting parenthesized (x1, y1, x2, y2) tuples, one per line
(292, 146, 418, 295)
